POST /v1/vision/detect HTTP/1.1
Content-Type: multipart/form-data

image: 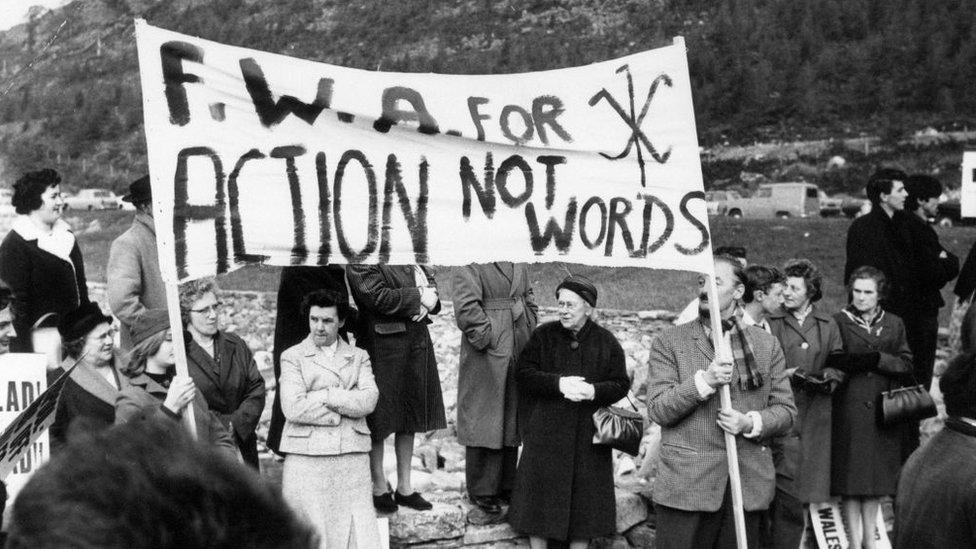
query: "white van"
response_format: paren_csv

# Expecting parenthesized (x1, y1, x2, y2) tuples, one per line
(723, 182, 821, 219)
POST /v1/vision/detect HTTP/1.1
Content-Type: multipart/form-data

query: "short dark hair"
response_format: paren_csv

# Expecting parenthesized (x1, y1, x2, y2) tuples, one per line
(300, 289, 348, 321)
(742, 265, 784, 304)
(847, 265, 887, 301)
(714, 246, 747, 262)
(7, 419, 318, 549)
(904, 174, 942, 211)
(12, 169, 61, 215)
(782, 258, 824, 303)
(941, 352, 976, 419)
(866, 168, 908, 206)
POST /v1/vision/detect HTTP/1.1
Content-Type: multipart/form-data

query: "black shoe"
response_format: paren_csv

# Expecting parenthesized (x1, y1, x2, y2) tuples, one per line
(470, 495, 502, 514)
(372, 492, 397, 514)
(394, 491, 433, 511)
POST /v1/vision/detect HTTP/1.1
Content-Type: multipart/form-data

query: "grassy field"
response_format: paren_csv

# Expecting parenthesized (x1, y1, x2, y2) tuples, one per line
(72, 211, 976, 320)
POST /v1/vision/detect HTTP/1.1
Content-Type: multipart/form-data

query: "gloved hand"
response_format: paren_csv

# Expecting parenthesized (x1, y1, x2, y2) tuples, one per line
(848, 352, 880, 373)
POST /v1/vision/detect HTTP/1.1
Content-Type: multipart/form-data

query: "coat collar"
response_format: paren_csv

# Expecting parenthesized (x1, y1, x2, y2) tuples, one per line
(133, 211, 156, 236)
(298, 335, 356, 375)
(63, 354, 125, 406)
(834, 309, 890, 346)
(769, 304, 833, 324)
(126, 372, 168, 396)
(11, 215, 76, 263)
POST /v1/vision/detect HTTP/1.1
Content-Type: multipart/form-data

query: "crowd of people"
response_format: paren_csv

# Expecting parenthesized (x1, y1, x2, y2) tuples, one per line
(0, 166, 973, 549)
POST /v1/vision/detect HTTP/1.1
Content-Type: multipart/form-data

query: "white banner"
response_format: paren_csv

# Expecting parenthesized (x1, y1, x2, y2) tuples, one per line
(134, 21, 714, 282)
(961, 151, 976, 218)
(0, 354, 53, 504)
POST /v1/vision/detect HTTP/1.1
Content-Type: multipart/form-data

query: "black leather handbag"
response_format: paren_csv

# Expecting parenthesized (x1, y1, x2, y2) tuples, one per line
(592, 394, 643, 456)
(877, 381, 937, 427)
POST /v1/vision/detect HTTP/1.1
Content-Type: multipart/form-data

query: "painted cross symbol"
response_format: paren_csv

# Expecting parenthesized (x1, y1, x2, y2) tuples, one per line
(588, 64, 673, 187)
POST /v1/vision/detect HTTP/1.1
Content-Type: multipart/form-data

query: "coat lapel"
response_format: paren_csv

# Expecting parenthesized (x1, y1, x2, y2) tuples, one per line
(691, 320, 715, 363)
(67, 360, 121, 406)
(186, 337, 220, 386)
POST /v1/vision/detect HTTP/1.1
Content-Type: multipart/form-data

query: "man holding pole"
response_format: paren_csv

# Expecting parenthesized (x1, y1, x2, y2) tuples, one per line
(648, 254, 796, 548)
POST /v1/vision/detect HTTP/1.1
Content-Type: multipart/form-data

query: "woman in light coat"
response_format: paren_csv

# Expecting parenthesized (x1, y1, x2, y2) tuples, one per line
(279, 290, 380, 549)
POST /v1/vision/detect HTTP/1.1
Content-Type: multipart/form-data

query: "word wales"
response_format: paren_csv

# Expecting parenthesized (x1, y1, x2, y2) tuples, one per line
(136, 22, 713, 281)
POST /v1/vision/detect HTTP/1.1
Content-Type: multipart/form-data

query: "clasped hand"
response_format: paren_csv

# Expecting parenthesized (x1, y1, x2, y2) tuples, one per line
(559, 376, 595, 402)
(703, 358, 734, 388)
(163, 375, 197, 415)
(413, 286, 439, 321)
(717, 408, 754, 435)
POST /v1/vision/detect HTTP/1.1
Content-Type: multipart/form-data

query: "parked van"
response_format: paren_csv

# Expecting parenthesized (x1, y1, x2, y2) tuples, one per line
(723, 182, 821, 218)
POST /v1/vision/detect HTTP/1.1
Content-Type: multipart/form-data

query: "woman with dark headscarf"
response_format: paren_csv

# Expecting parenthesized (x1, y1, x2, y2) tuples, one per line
(0, 169, 88, 353)
(509, 275, 630, 549)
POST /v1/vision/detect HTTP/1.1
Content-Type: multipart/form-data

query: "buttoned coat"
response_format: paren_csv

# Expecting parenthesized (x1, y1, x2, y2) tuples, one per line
(453, 262, 538, 448)
(346, 265, 446, 439)
(509, 320, 630, 540)
(278, 336, 378, 455)
(648, 320, 796, 512)
(767, 305, 844, 503)
(0, 221, 88, 353)
(831, 310, 913, 496)
(106, 212, 166, 350)
(115, 373, 237, 458)
(185, 331, 266, 468)
(267, 265, 351, 454)
(49, 355, 128, 453)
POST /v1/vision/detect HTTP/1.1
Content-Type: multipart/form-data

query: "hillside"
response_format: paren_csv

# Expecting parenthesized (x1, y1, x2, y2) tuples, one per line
(2, 0, 976, 193)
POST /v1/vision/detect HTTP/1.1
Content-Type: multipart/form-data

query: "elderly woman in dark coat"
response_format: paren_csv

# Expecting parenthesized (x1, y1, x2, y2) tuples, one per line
(0, 169, 88, 353)
(453, 262, 537, 519)
(346, 264, 445, 513)
(509, 275, 630, 549)
(49, 303, 126, 453)
(766, 258, 845, 549)
(179, 279, 266, 469)
(831, 266, 913, 549)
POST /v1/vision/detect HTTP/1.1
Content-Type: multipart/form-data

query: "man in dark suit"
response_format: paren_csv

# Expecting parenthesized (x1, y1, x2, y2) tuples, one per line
(903, 174, 959, 391)
(648, 255, 797, 548)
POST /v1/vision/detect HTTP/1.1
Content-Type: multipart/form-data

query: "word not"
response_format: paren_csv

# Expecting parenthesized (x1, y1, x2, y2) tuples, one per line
(461, 153, 708, 257)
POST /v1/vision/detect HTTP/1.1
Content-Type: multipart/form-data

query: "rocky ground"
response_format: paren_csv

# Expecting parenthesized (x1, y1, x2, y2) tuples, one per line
(89, 285, 950, 548)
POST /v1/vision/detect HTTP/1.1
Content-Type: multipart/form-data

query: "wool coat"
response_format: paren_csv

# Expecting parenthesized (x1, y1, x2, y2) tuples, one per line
(186, 331, 266, 468)
(647, 320, 796, 513)
(346, 265, 446, 439)
(267, 265, 351, 454)
(895, 417, 976, 549)
(831, 310, 913, 497)
(453, 263, 537, 449)
(49, 355, 127, 454)
(767, 305, 844, 503)
(844, 208, 917, 319)
(115, 373, 237, 458)
(106, 211, 167, 350)
(0, 219, 88, 353)
(508, 319, 630, 541)
(903, 213, 959, 315)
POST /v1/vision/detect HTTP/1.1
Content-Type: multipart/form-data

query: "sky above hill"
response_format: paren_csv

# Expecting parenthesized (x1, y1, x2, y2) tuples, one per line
(0, 0, 70, 31)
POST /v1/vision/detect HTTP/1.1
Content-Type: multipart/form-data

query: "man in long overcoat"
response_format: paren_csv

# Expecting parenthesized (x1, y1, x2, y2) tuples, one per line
(648, 255, 796, 548)
(106, 176, 166, 350)
(346, 264, 446, 513)
(452, 262, 537, 520)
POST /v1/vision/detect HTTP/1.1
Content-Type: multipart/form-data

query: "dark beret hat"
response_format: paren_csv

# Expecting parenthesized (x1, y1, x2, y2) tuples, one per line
(130, 309, 171, 347)
(555, 275, 598, 307)
(58, 302, 113, 342)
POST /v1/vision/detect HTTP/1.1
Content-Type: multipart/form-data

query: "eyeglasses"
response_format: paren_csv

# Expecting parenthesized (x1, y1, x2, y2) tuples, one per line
(190, 302, 223, 314)
(95, 327, 119, 340)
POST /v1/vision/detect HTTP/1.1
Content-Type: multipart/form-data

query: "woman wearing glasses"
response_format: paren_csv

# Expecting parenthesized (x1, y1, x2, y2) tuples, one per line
(178, 279, 266, 469)
(49, 303, 125, 453)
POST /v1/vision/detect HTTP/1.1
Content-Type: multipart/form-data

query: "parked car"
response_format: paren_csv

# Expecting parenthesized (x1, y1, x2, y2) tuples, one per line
(818, 191, 843, 217)
(704, 190, 743, 216)
(841, 196, 869, 218)
(64, 189, 123, 210)
(723, 182, 821, 218)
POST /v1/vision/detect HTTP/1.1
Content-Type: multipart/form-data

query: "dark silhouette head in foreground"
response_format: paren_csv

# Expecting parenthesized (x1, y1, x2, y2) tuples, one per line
(7, 419, 317, 549)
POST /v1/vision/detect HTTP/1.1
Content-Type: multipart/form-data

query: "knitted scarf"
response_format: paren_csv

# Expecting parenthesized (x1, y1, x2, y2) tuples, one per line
(704, 307, 763, 391)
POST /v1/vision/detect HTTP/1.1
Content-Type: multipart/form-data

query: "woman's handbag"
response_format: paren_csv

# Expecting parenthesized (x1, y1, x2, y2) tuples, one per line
(877, 381, 937, 427)
(592, 393, 643, 456)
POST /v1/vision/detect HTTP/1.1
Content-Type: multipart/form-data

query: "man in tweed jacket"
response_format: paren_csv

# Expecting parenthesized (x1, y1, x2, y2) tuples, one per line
(648, 255, 796, 548)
